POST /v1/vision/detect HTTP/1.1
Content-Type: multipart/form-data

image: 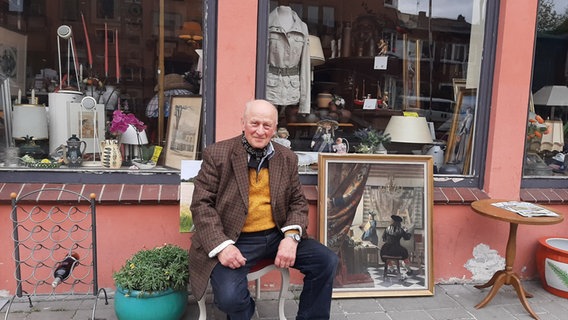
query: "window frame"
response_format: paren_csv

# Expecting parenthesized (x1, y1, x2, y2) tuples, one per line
(255, 0, 500, 188)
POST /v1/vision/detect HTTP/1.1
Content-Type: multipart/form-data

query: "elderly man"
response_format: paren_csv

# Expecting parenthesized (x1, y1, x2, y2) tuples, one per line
(189, 99, 338, 319)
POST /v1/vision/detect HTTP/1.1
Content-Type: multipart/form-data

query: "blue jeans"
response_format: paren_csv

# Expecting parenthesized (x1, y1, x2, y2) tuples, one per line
(210, 229, 338, 320)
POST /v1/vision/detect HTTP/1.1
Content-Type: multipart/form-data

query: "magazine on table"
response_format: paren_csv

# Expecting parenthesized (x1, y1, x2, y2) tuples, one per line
(491, 201, 559, 217)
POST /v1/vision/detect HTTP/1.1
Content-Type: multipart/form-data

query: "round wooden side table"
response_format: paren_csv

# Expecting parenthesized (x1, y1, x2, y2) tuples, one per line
(470, 199, 564, 320)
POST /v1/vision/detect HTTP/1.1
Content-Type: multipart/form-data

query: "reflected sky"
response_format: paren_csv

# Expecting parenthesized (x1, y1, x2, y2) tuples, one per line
(398, 0, 475, 23)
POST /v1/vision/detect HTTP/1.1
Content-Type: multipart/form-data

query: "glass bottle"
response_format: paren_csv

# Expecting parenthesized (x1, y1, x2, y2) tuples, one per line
(51, 252, 80, 288)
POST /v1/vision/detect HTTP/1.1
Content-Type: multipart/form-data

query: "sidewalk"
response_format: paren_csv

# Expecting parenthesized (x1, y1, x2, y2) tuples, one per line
(1, 281, 567, 319)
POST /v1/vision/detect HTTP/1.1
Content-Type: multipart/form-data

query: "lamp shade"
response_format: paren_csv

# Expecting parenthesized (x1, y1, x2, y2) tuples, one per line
(533, 85, 568, 106)
(309, 35, 325, 67)
(119, 125, 148, 145)
(12, 104, 48, 139)
(383, 116, 434, 144)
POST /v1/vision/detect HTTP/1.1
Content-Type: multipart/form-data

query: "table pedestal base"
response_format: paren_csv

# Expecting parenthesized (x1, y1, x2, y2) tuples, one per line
(474, 269, 537, 319)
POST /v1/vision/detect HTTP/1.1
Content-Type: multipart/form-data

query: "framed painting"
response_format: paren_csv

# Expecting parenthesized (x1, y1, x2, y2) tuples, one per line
(444, 88, 477, 174)
(452, 78, 466, 102)
(164, 96, 202, 170)
(318, 153, 434, 298)
(68, 102, 105, 157)
(0, 26, 27, 93)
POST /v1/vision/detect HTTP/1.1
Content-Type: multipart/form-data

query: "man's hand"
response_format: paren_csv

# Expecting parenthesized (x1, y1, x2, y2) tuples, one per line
(274, 237, 298, 268)
(218, 244, 247, 269)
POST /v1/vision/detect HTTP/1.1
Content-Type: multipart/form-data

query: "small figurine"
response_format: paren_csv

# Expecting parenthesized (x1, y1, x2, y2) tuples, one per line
(332, 137, 347, 154)
(311, 119, 338, 152)
(377, 39, 388, 56)
(272, 127, 291, 149)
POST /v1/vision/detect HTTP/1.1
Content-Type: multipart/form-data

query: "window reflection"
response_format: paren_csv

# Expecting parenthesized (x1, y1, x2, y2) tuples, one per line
(266, 0, 485, 175)
(525, 0, 568, 178)
(0, 0, 203, 170)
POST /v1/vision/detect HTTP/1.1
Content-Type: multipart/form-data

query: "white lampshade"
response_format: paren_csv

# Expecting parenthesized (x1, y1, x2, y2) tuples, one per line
(309, 35, 325, 67)
(533, 85, 568, 119)
(12, 104, 48, 140)
(533, 85, 568, 106)
(119, 125, 148, 145)
(383, 116, 434, 144)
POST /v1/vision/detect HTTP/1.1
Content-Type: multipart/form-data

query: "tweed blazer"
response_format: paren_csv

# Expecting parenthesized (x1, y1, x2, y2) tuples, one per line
(188, 135, 308, 300)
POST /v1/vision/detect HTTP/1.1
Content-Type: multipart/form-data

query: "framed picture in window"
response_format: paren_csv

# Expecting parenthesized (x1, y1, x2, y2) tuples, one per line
(0, 26, 27, 93)
(452, 78, 466, 102)
(445, 88, 477, 174)
(318, 153, 434, 298)
(164, 96, 202, 170)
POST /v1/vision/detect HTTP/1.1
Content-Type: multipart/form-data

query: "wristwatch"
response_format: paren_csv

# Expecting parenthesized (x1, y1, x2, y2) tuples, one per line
(286, 233, 301, 243)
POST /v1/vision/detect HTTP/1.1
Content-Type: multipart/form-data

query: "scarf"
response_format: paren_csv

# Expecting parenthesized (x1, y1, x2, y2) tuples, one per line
(241, 133, 269, 170)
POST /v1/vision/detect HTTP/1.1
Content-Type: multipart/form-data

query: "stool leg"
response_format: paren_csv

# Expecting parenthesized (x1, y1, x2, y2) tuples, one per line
(279, 268, 289, 320)
(197, 297, 207, 320)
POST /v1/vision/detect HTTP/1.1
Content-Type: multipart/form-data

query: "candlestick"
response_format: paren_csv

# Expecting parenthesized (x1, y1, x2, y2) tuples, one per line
(115, 29, 120, 83)
(80, 64, 83, 82)
(81, 12, 93, 68)
(17, 89, 21, 104)
(31, 89, 35, 104)
(105, 23, 108, 77)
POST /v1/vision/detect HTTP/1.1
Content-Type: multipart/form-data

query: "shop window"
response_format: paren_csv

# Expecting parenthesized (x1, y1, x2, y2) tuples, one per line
(523, 0, 568, 185)
(0, 0, 205, 177)
(259, 0, 492, 180)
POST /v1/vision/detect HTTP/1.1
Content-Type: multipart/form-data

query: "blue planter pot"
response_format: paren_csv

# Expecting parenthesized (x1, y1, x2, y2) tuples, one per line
(114, 286, 188, 320)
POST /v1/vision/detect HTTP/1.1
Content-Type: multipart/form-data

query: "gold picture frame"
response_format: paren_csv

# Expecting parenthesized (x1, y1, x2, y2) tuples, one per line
(318, 153, 434, 298)
(164, 96, 202, 170)
(445, 88, 477, 174)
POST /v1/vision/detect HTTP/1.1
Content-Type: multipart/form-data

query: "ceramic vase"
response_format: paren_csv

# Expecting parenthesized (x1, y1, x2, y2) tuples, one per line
(100, 140, 122, 168)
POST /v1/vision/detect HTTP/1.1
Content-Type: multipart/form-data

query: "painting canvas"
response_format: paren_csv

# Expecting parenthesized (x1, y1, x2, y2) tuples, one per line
(445, 88, 477, 174)
(180, 160, 202, 233)
(0, 27, 27, 93)
(165, 96, 202, 170)
(318, 153, 434, 297)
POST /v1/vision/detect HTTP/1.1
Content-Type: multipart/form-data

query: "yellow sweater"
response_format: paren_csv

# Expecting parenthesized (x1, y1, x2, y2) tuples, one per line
(242, 168, 276, 232)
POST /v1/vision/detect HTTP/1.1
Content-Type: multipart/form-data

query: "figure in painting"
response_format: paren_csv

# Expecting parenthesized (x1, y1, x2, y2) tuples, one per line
(361, 211, 379, 246)
(380, 215, 413, 275)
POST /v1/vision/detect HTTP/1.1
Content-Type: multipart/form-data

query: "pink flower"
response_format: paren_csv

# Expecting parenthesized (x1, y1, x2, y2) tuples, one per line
(109, 110, 146, 134)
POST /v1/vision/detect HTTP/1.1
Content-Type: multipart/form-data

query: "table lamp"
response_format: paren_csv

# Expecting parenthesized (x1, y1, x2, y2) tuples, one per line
(533, 85, 568, 119)
(383, 116, 433, 154)
(120, 124, 148, 165)
(12, 104, 49, 157)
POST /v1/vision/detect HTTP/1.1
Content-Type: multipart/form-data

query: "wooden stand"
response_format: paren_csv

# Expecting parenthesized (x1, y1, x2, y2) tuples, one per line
(470, 199, 564, 320)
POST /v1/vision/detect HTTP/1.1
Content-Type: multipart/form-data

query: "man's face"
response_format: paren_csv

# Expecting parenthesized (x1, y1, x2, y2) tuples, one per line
(242, 101, 277, 149)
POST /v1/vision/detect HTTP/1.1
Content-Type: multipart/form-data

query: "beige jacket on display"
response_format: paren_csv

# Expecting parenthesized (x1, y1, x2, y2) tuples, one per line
(267, 6, 311, 114)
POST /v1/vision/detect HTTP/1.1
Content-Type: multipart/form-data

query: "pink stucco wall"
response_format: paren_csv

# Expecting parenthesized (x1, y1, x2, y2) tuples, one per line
(2, 0, 568, 295)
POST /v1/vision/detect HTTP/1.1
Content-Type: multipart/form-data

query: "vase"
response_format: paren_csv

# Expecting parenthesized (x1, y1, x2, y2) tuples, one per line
(536, 237, 568, 298)
(114, 286, 188, 320)
(100, 140, 122, 168)
(373, 143, 388, 154)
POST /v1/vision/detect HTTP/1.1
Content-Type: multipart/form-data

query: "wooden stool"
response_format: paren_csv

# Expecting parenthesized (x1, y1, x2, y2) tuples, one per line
(382, 255, 403, 278)
(197, 258, 289, 320)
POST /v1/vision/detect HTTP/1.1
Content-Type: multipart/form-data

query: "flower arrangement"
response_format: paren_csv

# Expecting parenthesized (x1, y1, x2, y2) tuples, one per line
(113, 244, 189, 294)
(527, 113, 549, 140)
(354, 127, 391, 153)
(109, 110, 146, 136)
(526, 113, 549, 152)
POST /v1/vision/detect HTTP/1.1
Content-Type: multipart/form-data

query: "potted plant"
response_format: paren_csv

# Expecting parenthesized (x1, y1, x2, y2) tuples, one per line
(113, 244, 190, 320)
(353, 127, 391, 154)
